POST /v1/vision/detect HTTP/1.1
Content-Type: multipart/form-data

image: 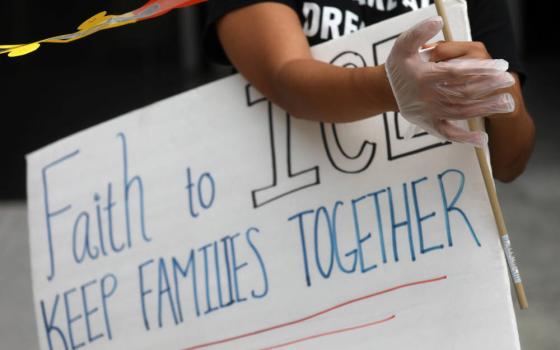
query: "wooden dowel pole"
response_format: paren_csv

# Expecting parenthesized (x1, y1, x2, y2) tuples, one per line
(434, 0, 528, 310)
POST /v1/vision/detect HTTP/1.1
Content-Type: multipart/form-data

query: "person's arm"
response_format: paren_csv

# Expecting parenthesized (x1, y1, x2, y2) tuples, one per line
(218, 4, 532, 180)
(485, 73, 535, 182)
(430, 41, 535, 182)
(216, 2, 397, 123)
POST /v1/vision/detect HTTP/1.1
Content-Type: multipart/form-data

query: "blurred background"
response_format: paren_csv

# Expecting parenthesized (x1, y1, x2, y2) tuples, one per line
(1, 0, 559, 349)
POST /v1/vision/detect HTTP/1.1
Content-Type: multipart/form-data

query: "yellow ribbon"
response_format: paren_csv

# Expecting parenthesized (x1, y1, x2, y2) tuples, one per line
(1, 0, 204, 57)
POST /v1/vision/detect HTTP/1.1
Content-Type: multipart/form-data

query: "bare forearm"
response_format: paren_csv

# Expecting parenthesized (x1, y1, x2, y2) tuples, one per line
(217, 3, 396, 124)
(486, 74, 535, 182)
(271, 59, 397, 123)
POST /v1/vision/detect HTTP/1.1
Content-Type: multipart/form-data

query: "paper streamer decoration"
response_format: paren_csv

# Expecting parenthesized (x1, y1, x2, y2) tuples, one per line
(0, 0, 207, 57)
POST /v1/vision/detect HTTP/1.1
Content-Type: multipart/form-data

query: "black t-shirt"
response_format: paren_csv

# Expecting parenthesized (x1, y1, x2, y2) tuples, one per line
(205, 0, 524, 80)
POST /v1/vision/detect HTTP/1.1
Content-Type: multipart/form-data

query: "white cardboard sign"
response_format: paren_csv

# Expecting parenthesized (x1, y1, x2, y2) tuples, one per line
(26, 2, 520, 349)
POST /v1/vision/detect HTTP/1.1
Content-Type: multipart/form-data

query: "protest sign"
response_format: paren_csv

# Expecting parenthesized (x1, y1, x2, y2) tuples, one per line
(26, 1, 520, 349)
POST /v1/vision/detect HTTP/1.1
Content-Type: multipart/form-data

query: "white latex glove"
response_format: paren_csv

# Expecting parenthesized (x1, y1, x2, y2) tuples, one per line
(385, 16, 516, 147)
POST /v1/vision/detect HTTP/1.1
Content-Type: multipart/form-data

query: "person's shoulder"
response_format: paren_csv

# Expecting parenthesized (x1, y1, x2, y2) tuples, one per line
(204, 0, 302, 65)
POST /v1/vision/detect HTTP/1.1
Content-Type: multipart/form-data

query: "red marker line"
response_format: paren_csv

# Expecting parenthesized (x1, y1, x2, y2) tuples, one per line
(260, 314, 396, 350)
(182, 275, 447, 350)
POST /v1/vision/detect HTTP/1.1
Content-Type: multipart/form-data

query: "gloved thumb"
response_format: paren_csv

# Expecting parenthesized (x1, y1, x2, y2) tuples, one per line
(394, 17, 443, 55)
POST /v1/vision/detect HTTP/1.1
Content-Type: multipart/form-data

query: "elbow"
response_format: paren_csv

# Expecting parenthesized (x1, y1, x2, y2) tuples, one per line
(269, 59, 349, 123)
(493, 144, 534, 183)
(492, 124, 536, 183)
(278, 99, 319, 122)
(268, 77, 323, 122)
(493, 159, 529, 183)
(287, 107, 340, 123)
(270, 87, 337, 123)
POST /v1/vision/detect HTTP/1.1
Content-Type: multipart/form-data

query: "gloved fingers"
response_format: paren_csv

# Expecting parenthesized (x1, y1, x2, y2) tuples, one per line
(438, 93, 516, 120)
(395, 17, 443, 55)
(433, 58, 509, 78)
(403, 124, 423, 139)
(435, 72, 515, 99)
(435, 120, 488, 148)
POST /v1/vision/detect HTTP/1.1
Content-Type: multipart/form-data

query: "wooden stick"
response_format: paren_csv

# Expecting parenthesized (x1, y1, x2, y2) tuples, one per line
(434, 0, 528, 310)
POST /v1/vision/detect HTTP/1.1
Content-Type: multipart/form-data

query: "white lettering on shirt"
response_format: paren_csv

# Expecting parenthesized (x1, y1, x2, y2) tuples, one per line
(403, 0, 419, 10)
(321, 7, 343, 40)
(302, 1, 421, 42)
(353, 0, 401, 10)
(344, 10, 360, 35)
(367, 0, 385, 11)
(303, 2, 321, 37)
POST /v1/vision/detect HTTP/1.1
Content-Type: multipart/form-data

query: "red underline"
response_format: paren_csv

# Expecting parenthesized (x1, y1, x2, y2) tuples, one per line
(182, 275, 447, 350)
(260, 314, 396, 350)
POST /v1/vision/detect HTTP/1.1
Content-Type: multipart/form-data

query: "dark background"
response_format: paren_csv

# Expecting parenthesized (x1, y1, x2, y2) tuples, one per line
(0, 0, 232, 199)
(0, 0, 557, 199)
(1, 2, 560, 349)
